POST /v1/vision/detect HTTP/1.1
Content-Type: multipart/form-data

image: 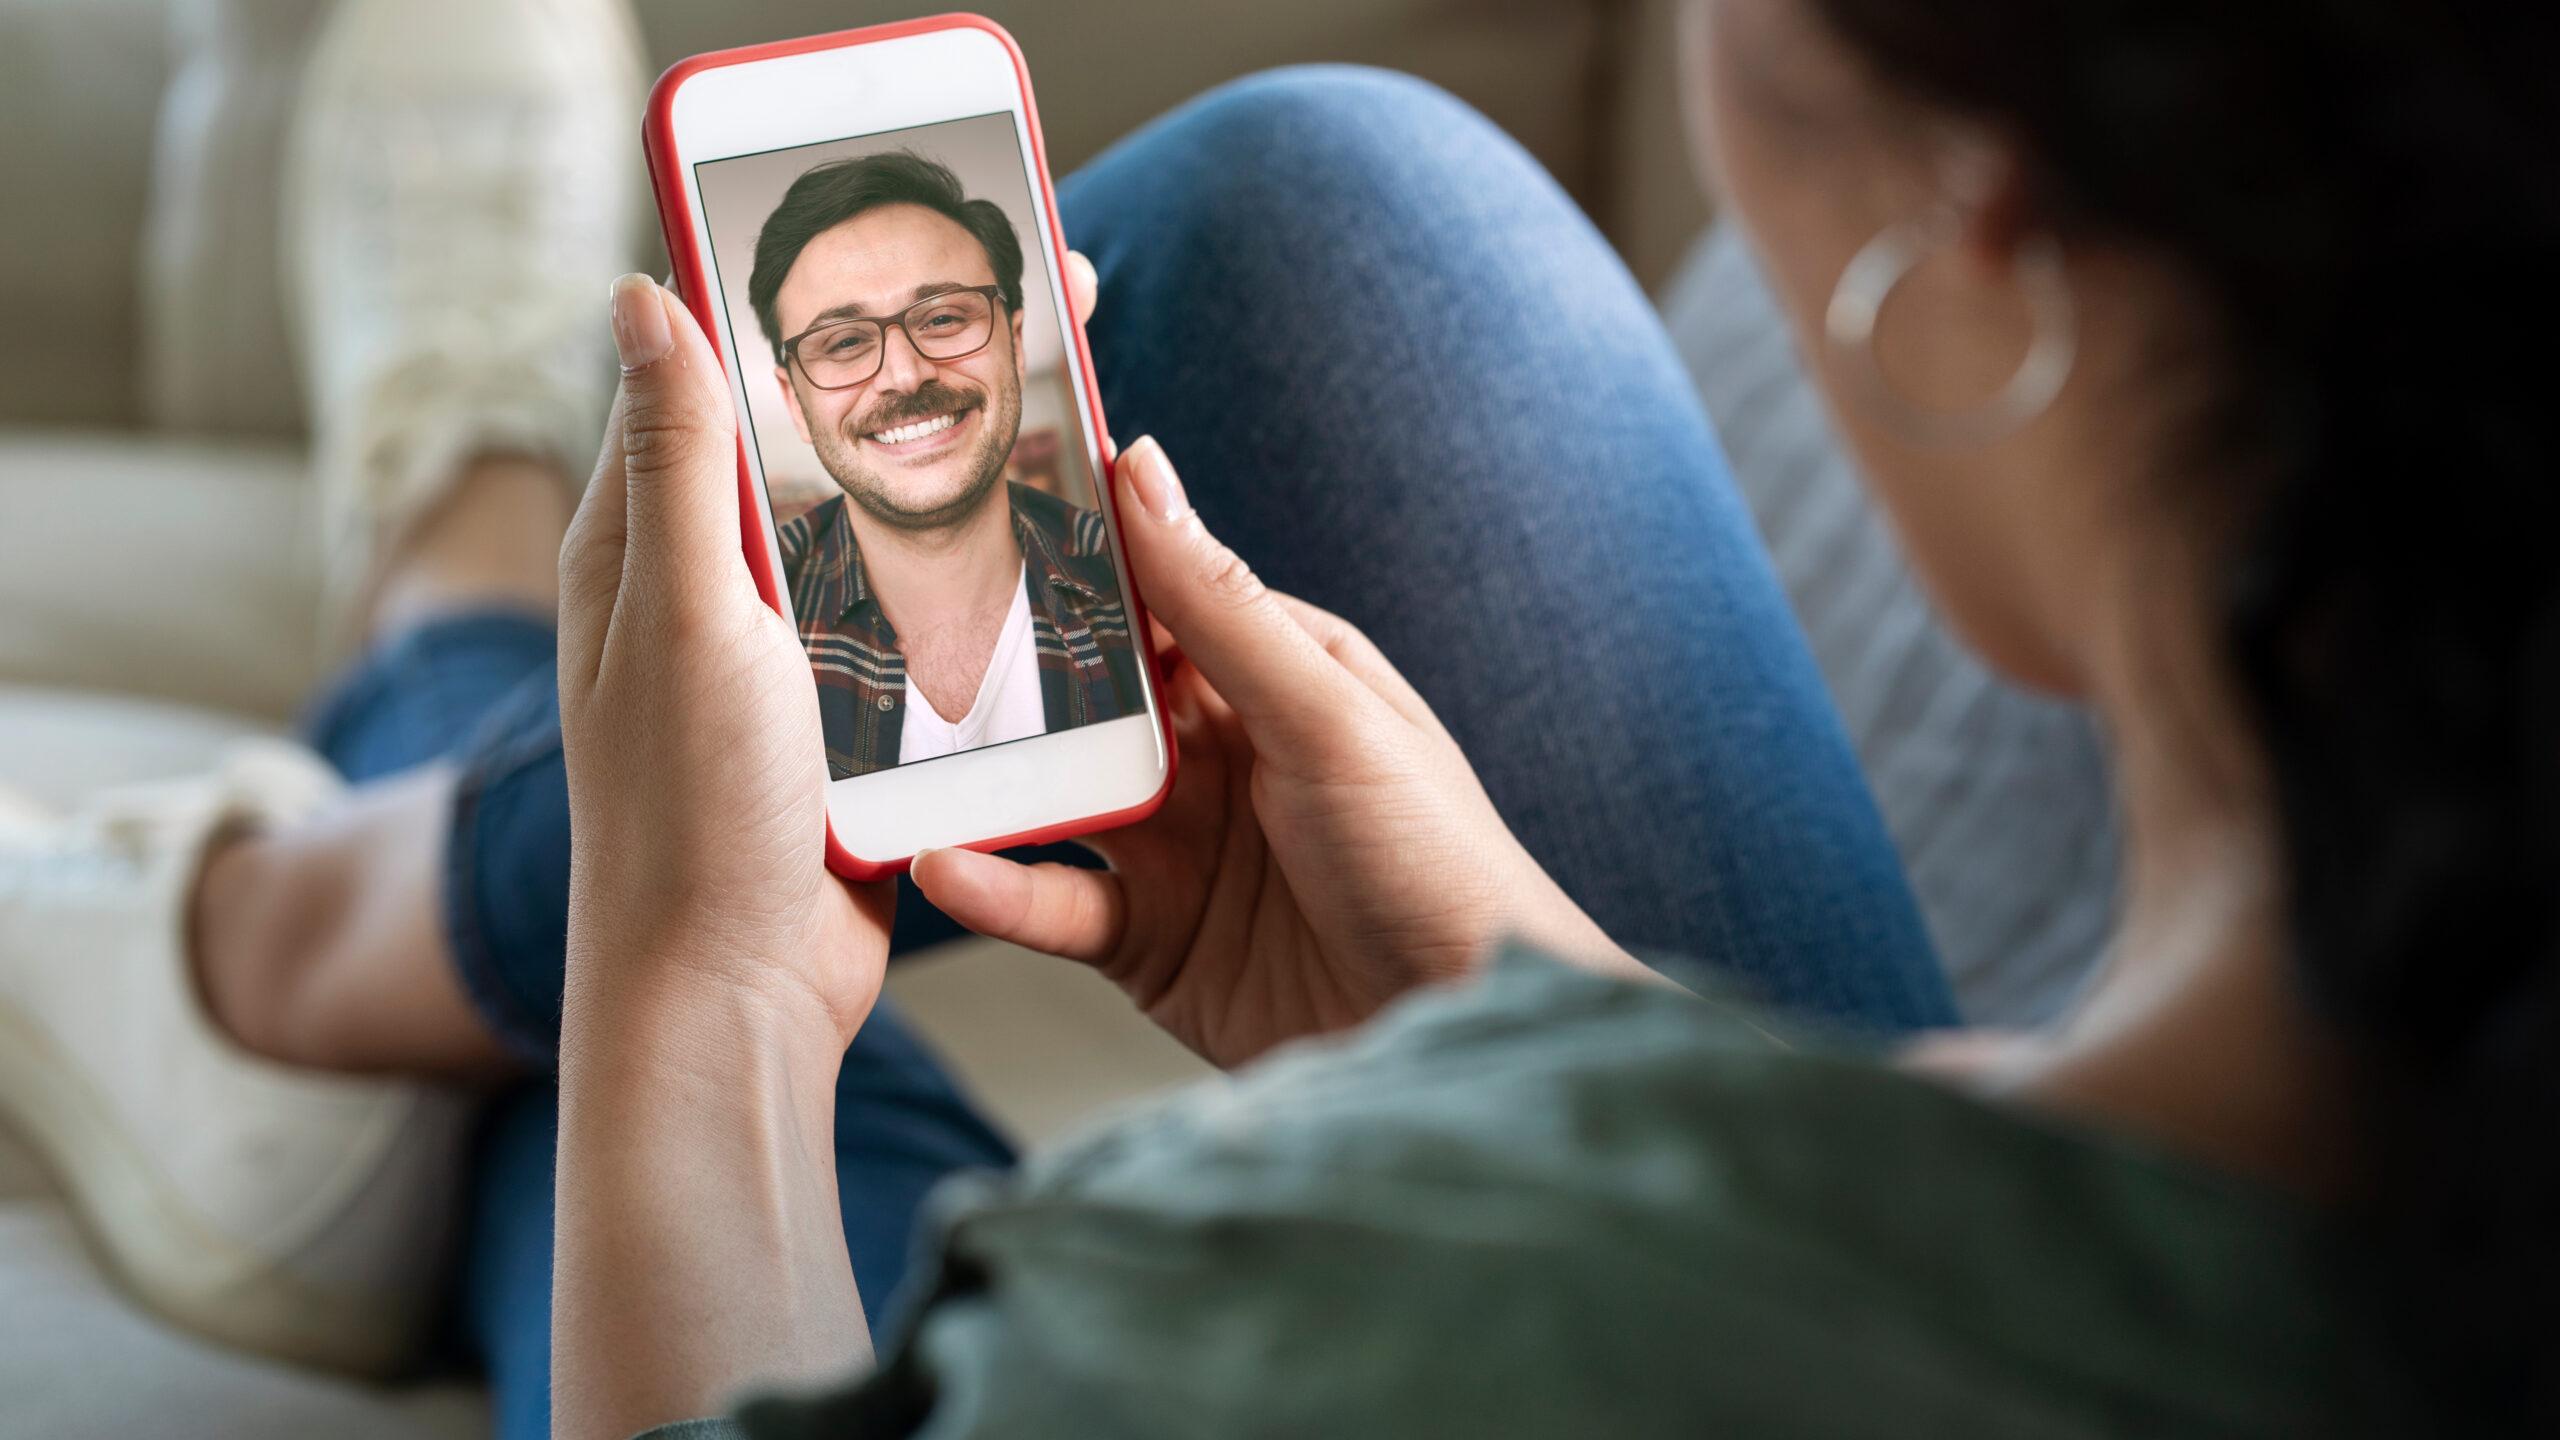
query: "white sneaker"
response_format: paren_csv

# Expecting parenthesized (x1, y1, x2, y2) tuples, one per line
(0, 745, 469, 1377)
(283, 0, 645, 645)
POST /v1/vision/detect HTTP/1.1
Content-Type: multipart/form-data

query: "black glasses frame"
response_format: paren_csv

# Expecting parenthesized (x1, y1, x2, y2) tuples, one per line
(779, 285, 1011, 391)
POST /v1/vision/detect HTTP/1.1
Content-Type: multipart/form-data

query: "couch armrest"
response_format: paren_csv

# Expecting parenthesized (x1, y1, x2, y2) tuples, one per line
(0, 432, 320, 723)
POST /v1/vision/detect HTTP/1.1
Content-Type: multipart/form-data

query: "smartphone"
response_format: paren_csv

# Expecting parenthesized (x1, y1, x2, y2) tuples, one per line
(645, 15, 1173, 881)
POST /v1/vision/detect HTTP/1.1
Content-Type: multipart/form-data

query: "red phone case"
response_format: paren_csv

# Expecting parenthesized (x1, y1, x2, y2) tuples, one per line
(643, 13, 1175, 882)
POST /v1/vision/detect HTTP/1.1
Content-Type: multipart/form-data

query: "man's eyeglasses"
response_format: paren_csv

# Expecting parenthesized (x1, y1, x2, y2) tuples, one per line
(779, 285, 1009, 391)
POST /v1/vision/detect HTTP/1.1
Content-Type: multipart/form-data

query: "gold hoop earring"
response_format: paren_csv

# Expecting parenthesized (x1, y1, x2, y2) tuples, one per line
(1824, 213, 2078, 448)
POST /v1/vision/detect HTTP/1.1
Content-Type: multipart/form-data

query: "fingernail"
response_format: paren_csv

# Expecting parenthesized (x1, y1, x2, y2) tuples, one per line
(1122, 436, 1190, 523)
(610, 273, 671, 370)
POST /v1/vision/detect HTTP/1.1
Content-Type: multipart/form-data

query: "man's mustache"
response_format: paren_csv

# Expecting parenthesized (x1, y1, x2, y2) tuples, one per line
(851, 382, 980, 436)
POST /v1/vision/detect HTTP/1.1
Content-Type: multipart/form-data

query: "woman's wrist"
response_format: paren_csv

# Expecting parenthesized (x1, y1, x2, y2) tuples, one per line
(553, 952, 872, 1440)
(561, 947, 856, 1092)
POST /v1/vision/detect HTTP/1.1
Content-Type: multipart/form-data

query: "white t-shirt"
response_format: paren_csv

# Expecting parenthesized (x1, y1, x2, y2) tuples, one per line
(897, 564, 1048, 765)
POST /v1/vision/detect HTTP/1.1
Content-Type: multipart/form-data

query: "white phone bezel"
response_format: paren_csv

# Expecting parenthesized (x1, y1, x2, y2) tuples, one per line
(662, 26, 1167, 865)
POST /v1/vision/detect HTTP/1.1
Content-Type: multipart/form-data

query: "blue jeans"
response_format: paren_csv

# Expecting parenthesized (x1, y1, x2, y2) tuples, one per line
(303, 68, 1954, 1440)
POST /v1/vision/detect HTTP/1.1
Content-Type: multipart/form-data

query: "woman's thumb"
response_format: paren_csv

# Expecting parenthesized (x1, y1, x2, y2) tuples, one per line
(1113, 436, 1356, 745)
(608, 274, 741, 564)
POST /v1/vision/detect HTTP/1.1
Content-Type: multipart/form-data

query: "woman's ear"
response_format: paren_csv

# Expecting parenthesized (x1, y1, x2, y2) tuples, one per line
(1940, 140, 2039, 275)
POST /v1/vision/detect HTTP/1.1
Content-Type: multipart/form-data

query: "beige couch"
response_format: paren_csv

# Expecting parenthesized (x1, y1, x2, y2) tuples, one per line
(0, 2, 1704, 1435)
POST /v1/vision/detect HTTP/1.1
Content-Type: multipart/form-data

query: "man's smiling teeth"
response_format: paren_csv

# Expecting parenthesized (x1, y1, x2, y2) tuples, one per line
(869, 412, 960, 445)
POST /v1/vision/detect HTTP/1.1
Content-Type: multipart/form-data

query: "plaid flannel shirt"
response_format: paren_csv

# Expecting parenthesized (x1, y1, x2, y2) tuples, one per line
(777, 483, 1144, 779)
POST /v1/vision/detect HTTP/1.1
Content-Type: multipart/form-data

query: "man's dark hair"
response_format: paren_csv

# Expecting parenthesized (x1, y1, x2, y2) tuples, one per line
(746, 149, 1025, 365)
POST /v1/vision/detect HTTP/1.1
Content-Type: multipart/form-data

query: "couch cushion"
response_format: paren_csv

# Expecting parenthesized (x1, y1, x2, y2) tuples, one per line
(0, 1197, 487, 1440)
(0, 684, 277, 812)
(0, 0, 170, 431)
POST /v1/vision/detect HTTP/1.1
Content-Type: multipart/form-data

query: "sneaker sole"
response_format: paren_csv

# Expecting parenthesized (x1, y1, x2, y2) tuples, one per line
(0, 990, 426, 1376)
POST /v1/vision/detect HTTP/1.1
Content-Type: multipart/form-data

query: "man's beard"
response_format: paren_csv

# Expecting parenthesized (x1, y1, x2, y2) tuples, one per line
(811, 376, 1022, 533)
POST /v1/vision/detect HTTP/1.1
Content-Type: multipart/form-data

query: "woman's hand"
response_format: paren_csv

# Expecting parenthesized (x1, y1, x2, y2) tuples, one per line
(556, 271, 888, 1044)
(552, 274, 885, 1440)
(553, 254, 1107, 1043)
(913, 436, 1653, 1070)
(549, 263, 1101, 1440)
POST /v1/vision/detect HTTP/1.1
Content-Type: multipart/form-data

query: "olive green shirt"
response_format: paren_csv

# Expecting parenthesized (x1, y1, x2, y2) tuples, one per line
(643, 948, 2416, 1438)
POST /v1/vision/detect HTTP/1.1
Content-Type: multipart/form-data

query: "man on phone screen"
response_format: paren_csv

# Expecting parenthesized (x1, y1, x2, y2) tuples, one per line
(749, 150, 1141, 778)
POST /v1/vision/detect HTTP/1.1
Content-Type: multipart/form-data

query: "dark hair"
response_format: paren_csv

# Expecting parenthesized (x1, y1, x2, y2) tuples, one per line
(745, 149, 1025, 365)
(1808, 0, 2560, 1424)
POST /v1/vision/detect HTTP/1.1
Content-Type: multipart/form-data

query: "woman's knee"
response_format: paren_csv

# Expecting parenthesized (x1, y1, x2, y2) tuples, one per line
(1177, 65, 1517, 182)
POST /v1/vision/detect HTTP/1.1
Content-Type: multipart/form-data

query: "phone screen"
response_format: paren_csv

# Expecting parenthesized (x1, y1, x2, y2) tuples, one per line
(691, 112, 1138, 783)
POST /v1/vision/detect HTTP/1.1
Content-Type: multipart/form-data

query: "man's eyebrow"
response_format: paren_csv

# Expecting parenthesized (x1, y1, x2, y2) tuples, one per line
(801, 281, 988, 329)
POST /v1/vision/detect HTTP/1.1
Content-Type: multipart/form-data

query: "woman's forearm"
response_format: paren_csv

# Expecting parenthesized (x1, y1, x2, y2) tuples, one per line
(553, 968, 872, 1440)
